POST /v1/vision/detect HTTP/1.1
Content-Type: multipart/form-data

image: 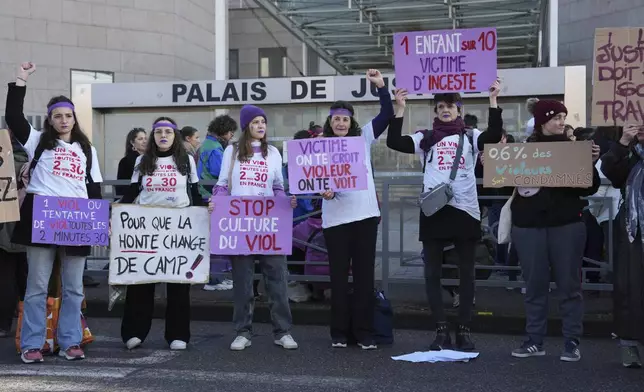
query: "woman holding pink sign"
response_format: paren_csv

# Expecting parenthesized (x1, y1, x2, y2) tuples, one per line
(5, 62, 104, 364)
(386, 79, 504, 352)
(318, 69, 394, 350)
(117, 117, 205, 352)
(209, 104, 299, 352)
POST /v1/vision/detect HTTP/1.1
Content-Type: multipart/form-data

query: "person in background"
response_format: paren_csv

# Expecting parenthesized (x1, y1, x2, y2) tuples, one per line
(116, 128, 146, 199)
(199, 115, 238, 292)
(7, 62, 104, 363)
(119, 117, 204, 352)
(565, 124, 576, 141)
(510, 100, 601, 362)
(600, 123, 644, 368)
(0, 133, 28, 338)
(464, 114, 479, 134)
(387, 79, 503, 352)
(209, 104, 299, 351)
(524, 98, 539, 138)
(180, 125, 201, 161)
(283, 128, 318, 226)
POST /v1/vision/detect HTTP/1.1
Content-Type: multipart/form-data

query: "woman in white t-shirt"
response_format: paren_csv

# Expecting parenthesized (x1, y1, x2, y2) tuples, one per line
(318, 69, 393, 350)
(6, 63, 104, 364)
(386, 80, 503, 352)
(209, 104, 298, 351)
(118, 117, 204, 351)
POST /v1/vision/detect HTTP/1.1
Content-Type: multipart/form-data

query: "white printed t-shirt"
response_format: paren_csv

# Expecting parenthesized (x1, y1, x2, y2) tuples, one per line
(23, 126, 103, 199)
(132, 155, 199, 208)
(216, 142, 284, 197)
(410, 130, 481, 221)
(322, 122, 380, 229)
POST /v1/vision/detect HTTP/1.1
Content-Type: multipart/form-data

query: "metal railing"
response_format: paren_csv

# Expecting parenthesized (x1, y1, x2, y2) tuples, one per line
(91, 178, 617, 292)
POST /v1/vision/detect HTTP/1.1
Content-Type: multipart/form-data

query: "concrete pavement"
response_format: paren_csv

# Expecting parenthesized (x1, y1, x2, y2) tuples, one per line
(0, 319, 642, 392)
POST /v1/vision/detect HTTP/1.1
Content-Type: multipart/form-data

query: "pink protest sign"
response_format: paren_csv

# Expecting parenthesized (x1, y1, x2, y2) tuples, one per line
(210, 196, 293, 255)
(393, 27, 497, 94)
(286, 136, 368, 194)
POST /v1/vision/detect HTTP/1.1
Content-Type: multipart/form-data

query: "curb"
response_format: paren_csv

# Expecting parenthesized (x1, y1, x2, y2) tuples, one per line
(83, 299, 614, 338)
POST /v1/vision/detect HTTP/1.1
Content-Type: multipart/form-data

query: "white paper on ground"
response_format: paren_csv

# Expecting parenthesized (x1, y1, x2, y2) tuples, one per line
(391, 350, 480, 363)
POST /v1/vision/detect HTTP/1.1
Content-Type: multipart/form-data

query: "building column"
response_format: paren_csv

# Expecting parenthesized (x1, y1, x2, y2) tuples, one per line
(215, 0, 228, 116)
(548, 0, 558, 67)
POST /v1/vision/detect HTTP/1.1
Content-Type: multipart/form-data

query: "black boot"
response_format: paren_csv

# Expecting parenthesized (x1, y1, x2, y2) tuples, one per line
(429, 322, 452, 351)
(456, 324, 475, 351)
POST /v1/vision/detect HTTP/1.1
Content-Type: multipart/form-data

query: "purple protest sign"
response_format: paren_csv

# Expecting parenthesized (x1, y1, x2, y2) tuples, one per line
(31, 195, 110, 246)
(393, 27, 497, 94)
(210, 196, 293, 255)
(286, 136, 368, 194)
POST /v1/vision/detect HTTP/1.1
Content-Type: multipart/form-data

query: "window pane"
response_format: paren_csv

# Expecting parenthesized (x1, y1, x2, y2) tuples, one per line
(229, 49, 239, 79)
(260, 57, 269, 77)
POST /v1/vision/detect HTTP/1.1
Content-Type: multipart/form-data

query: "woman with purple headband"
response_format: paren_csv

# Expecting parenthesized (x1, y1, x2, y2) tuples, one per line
(386, 79, 504, 352)
(5, 62, 104, 364)
(118, 117, 205, 352)
(319, 69, 393, 350)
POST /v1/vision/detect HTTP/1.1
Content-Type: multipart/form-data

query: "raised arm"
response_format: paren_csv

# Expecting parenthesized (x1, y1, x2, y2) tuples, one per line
(386, 88, 415, 154)
(5, 63, 37, 145)
(476, 78, 504, 150)
(365, 69, 394, 139)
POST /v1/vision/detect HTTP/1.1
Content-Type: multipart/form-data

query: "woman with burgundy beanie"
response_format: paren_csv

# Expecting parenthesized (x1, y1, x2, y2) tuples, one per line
(209, 104, 298, 351)
(510, 100, 600, 362)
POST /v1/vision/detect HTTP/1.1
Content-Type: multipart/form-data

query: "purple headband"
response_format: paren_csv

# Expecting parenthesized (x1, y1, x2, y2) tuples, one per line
(329, 108, 352, 117)
(152, 121, 177, 130)
(47, 102, 75, 115)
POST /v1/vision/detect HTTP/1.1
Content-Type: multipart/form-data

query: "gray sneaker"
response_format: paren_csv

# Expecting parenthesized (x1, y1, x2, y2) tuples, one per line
(512, 340, 546, 358)
(621, 346, 642, 368)
(560, 339, 581, 362)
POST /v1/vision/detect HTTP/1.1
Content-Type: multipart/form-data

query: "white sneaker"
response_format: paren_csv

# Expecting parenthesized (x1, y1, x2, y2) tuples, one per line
(274, 334, 298, 350)
(230, 336, 251, 351)
(203, 280, 233, 291)
(221, 279, 234, 288)
(126, 337, 141, 350)
(170, 340, 187, 350)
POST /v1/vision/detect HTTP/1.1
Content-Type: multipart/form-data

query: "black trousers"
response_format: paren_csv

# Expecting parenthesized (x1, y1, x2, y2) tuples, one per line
(0, 250, 28, 331)
(423, 239, 476, 325)
(121, 283, 191, 344)
(323, 217, 379, 342)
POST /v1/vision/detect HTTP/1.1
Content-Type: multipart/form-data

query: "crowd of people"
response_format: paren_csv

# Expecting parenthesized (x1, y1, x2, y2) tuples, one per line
(0, 61, 642, 369)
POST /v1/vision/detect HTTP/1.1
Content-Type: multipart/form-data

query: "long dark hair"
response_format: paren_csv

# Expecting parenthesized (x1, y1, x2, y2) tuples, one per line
(323, 100, 361, 137)
(137, 117, 190, 176)
(124, 127, 145, 157)
(35, 95, 93, 172)
(235, 125, 269, 161)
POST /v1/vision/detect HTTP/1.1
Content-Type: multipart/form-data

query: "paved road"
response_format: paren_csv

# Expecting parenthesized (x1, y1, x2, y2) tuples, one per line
(0, 319, 641, 392)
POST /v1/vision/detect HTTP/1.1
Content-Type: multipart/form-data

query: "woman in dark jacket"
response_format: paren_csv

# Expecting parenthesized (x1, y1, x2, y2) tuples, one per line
(115, 128, 146, 198)
(510, 100, 600, 362)
(600, 123, 644, 368)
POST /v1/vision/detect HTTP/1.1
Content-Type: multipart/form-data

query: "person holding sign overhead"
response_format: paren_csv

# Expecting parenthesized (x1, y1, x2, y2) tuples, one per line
(117, 117, 205, 352)
(209, 104, 299, 351)
(5, 62, 104, 363)
(510, 100, 600, 362)
(318, 69, 393, 350)
(386, 79, 504, 352)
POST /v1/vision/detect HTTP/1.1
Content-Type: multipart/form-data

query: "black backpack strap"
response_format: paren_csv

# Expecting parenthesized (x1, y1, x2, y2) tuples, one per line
(28, 143, 46, 175)
(421, 130, 433, 174)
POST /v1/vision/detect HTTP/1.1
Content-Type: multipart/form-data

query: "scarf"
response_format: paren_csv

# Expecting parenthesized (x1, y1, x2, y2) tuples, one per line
(625, 144, 644, 243)
(418, 117, 466, 152)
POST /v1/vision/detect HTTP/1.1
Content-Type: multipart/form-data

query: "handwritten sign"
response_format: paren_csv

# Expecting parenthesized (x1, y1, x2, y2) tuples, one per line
(286, 137, 368, 194)
(31, 196, 109, 246)
(210, 196, 292, 255)
(591, 27, 644, 126)
(109, 205, 210, 285)
(483, 142, 593, 188)
(393, 27, 497, 94)
(0, 130, 19, 223)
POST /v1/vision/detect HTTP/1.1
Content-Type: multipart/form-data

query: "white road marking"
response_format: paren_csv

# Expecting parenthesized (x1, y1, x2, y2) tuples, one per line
(1, 378, 101, 391)
(83, 349, 180, 365)
(0, 365, 137, 379)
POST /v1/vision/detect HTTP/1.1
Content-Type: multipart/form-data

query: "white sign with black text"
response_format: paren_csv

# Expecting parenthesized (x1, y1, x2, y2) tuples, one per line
(109, 205, 210, 285)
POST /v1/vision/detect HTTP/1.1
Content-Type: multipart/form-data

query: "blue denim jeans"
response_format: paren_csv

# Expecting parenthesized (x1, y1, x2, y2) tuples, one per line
(20, 246, 85, 351)
(231, 255, 292, 339)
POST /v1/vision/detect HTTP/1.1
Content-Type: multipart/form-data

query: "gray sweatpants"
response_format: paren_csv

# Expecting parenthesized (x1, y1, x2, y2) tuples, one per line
(511, 222, 585, 345)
